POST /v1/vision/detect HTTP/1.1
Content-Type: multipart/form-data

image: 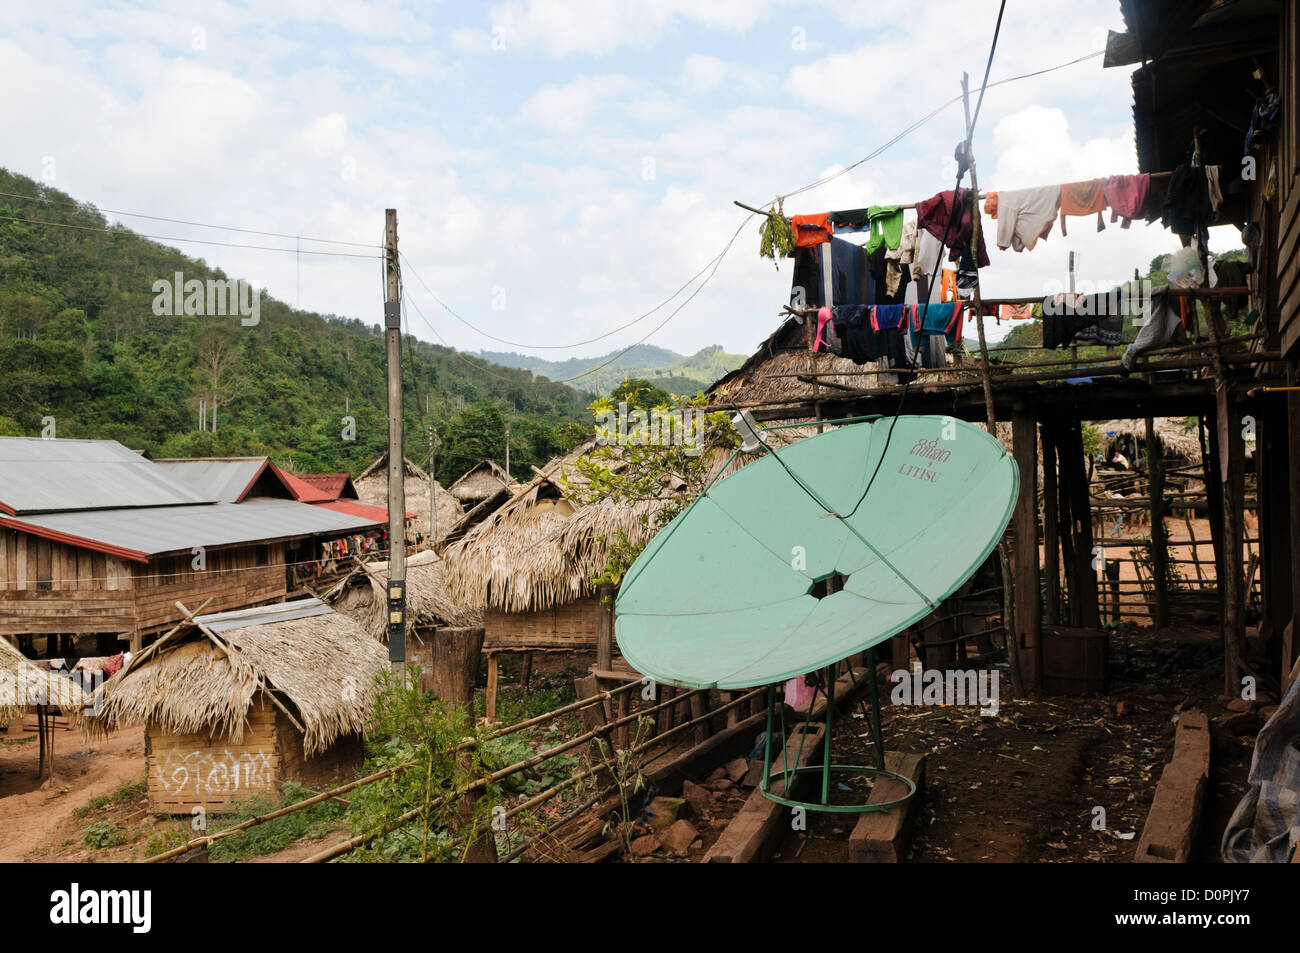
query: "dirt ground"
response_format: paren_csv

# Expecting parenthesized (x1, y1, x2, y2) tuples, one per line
(0, 719, 147, 862)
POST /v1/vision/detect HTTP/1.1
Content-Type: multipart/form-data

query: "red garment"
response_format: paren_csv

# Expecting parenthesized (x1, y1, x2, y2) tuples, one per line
(790, 213, 831, 247)
(1102, 174, 1150, 229)
(999, 303, 1036, 323)
(102, 653, 124, 678)
(915, 189, 990, 268)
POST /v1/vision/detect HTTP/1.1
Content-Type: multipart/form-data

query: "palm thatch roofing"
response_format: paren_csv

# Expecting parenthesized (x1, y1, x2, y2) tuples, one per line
(88, 599, 386, 756)
(708, 316, 983, 413)
(443, 438, 682, 614)
(447, 459, 514, 503)
(355, 454, 463, 542)
(1, 638, 86, 723)
(328, 549, 482, 636)
(1093, 418, 1203, 462)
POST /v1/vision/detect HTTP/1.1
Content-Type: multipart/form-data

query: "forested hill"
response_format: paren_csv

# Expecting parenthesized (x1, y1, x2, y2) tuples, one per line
(0, 169, 597, 484)
(478, 343, 746, 396)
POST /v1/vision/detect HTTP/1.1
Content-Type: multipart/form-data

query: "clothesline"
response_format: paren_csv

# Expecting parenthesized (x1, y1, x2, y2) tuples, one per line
(735, 170, 1174, 219)
(784, 285, 1249, 316)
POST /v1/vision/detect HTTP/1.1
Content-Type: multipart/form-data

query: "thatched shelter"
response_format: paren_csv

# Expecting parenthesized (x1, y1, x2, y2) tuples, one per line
(89, 599, 385, 814)
(447, 459, 513, 506)
(355, 452, 462, 545)
(1, 637, 86, 724)
(1093, 418, 1203, 465)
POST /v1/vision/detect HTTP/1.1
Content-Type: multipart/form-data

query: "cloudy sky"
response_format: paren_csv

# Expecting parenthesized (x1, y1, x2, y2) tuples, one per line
(0, 1, 1238, 364)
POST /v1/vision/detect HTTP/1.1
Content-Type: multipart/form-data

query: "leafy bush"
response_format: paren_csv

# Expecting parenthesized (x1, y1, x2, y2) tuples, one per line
(82, 820, 127, 850)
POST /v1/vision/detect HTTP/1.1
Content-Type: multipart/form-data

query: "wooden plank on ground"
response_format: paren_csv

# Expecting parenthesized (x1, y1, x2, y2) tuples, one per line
(847, 751, 926, 863)
(704, 724, 824, 864)
(1134, 710, 1211, 863)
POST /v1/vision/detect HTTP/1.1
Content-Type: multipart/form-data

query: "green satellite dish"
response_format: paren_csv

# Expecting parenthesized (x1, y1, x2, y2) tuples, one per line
(615, 415, 1018, 690)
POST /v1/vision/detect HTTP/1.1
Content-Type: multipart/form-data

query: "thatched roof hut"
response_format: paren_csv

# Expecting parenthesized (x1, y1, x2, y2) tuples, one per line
(447, 459, 513, 505)
(1093, 418, 1203, 463)
(1, 637, 86, 723)
(329, 550, 482, 636)
(355, 452, 463, 543)
(89, 598, 384, 812)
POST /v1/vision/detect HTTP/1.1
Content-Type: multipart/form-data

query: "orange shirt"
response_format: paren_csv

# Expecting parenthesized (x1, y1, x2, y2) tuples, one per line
(1059, 180, 1106, 235)
(790, 213, 831, 247)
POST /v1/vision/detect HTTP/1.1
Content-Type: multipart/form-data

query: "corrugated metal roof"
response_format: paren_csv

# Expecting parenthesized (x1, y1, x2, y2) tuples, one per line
(0, 498, 384, 561)
(153, 458, 274, 503)
(315, 499, 407, 521)
(0, 437, 214, 515)
(196, 597, 333, 632)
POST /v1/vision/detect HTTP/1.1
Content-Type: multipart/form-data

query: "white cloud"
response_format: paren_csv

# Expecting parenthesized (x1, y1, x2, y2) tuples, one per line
(518, 74, 636, 134)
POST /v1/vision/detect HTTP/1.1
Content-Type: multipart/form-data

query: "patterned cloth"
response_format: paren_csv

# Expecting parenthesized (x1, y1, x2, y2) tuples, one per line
(1222, 676, 1300, 862)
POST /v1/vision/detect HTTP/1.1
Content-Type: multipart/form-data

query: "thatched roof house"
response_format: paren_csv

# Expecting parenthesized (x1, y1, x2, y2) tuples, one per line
(1, 637, 86, 724)
(355, 452, 463, 544)
(1093, 418, 1203, 464)
(90, 598, 385, 813)
(447, 459, 513, 505)
(329, 550, 482, 636)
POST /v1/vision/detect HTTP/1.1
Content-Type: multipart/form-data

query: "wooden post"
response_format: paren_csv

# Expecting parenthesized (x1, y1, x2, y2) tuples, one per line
(960, 72, 1021, 697)
(1041, 420, 1061, 625)
(519, 652, 533, 696)
(428, 626, 486, 707)
(485, 654, 499, 722)
(1062, 420, 1101, 628)
(1057, 433, 1081, 625)
(1217, 383, 1247, 696)
(383, 208, 407, 674)
(1287, 364, 1300, 685)
(596, 585, 613, 673)
(1145, 417, 1170, 628)
(1012, 409, 1042, 694)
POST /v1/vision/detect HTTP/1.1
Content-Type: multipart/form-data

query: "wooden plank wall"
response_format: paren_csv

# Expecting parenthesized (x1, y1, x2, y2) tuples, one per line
(483, 597, 603, 651)
(147, 698, 280, 814)
(1279, 3, 1300, 356)
(133, 542, 286, 633)
(276, 710, 364, 790)
(0, 529, 134, 634)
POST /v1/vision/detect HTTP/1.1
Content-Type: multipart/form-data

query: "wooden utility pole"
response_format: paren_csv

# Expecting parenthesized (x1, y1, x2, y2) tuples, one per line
(961, 73, 1028, 696)
(383, 209, 407, 674)
(1145, 416, 1170, 628)
(428, 426, 437, 545)
(504, 420, 511, 480)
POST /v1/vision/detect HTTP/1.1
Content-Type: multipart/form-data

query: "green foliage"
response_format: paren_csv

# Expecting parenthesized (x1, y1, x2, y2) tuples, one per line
(609, 377, 673, 412)
(206, 782, 349, 861)
(0, 168, 590, 477)
(343, 668, 500, 862)
(82, 820, 127, 850)
(758, 205, 795, 267)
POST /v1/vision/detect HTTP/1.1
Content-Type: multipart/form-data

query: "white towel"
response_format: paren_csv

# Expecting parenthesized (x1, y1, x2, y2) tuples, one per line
(994, 185, 1060, 253)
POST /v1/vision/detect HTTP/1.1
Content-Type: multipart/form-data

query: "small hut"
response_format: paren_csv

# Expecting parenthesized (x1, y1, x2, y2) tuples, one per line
(1093, 418, 1203, 467)
(447, 460, 513, 507)
(90, 599, 385, 814)
(355, 452, 462, 545)
(2, 637, 87, 776)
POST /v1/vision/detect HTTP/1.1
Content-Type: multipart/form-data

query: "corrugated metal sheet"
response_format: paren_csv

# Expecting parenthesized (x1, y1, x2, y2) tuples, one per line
(3, 498, 385, 561)
(197, 597, 333, 632)
(0, 437, 214, 515)
(315, 499, 411, 521)
(152, 458, 272, 503)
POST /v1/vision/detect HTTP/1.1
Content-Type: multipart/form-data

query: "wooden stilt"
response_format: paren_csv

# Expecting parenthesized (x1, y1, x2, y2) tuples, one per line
(1012, 409, 1042, 694)
(1217, 382, 1247, 695)
(1041, 420, 1061, 625)
(485, 654, 499, 723)
(1057, 432, 1081, 625)
(1063, 419, 1101, 628)
(519, 652, 533, 695)
(1145, 417, 1170, 629)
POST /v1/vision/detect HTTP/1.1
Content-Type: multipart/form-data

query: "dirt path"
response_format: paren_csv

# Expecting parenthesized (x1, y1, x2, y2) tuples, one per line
(0, 721, 145, 862)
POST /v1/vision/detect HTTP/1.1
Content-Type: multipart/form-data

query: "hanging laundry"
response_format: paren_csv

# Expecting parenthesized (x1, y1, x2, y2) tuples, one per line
(813, 306, 835, 352)
(871, 304, 910, 375)
(868, 243, 910, 305)
(998, 303, 1038, 323)
(1205, 165, 1223, 213)
(885, 219, 918, 298)
(1122, 287, 1179, 369)
(1101, 174, 1150, 228)
(791, 212, 831, 247)
(985, 186, 1059, 252)
(1162, 163, 1213, 240)
(1059, 180, 1107, 236)
(915, 188, 989, 268)
(789, 237, 871, 309)
(828, 208, 870, 232)
(1041, 292, 1124, 348)
(864, 205, 904, 255)
(832, 304, 876, 364)
(940, 268, 957, 302)
(907, 303, 964, 349)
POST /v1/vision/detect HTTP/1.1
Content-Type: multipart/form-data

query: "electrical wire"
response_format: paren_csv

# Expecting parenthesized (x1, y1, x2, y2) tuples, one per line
(0, 188, 380, 248)
(0, 212, 380, 258)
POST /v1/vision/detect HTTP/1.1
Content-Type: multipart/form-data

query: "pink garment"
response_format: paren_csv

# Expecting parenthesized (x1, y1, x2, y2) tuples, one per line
(813, 306, 833, 352)
(785, 675, 816, 710)
(1102, 174, 1150, 229)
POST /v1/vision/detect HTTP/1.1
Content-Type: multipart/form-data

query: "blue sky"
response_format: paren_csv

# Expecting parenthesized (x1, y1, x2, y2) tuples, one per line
(0, 1, 1238, 364)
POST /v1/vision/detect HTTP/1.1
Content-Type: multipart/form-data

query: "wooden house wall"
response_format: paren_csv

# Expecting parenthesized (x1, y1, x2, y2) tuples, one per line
(147, 698, 363, 814)
(483, 598, 603, 651)
(0, 529, 134, 635)
(132, 541, 286, 634)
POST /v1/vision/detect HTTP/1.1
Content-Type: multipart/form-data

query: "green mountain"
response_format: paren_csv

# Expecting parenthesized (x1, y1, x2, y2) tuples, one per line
(0, 169, 596, 485)
(478, 344, 746, 396)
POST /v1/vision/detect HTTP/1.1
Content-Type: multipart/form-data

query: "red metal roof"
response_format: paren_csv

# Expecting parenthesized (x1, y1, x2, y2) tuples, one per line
(293, 473, 358, 499)
(314, 500, 414, 521)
